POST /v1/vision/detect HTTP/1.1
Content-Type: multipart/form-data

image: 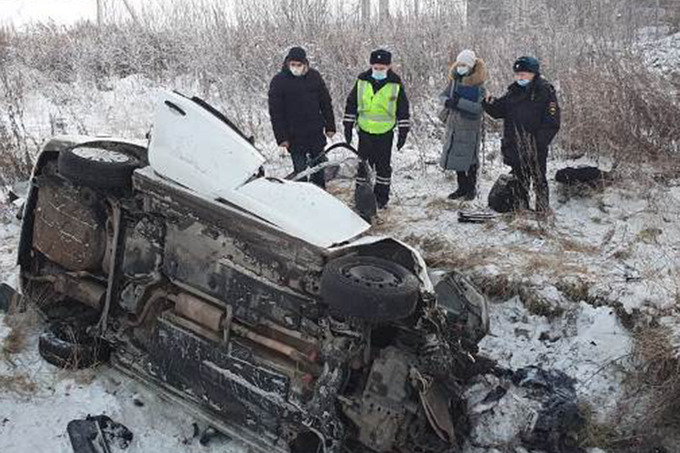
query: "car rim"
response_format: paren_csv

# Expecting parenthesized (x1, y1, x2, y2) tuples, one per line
(343, 264, 401, 288)
(71, 146, 132, 164)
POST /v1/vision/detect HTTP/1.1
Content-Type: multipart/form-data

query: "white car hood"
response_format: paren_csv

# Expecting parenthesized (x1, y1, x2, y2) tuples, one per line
(147, 91, 370, 248)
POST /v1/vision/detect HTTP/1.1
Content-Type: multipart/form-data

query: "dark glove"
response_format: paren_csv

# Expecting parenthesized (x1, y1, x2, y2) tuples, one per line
(397, 129, 408, 150)
(344, 123, 353, 145)
(445, 93, 461, 109)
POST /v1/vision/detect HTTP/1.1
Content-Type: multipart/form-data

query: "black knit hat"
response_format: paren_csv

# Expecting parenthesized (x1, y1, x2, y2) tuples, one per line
(513, 56, 540, 74)
(370, 49, 392, 65)
(286, 47, 308, 64)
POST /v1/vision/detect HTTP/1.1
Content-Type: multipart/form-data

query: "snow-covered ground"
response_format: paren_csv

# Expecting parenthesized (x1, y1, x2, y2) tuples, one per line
(1, 67, 679, 451)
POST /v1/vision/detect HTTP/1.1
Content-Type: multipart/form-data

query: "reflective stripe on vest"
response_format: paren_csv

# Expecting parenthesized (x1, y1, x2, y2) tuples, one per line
(357, 80, 400, 134)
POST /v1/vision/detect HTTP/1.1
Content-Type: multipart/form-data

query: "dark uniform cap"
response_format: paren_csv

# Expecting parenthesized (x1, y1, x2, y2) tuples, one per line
(370, 49, 392, 65)
(513, 56, 540, 74)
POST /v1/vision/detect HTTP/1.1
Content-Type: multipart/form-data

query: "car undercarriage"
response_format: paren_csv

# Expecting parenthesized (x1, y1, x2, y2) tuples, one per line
(17, 92, 491, 453)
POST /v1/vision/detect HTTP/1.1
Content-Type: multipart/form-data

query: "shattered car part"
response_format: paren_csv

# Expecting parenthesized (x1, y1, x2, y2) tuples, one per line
(431, 270, 490, 344)
(464, 367, 585, 453)
(67, 415, 133, 453)
(18, 93, 492, 453)
(342, 347, 416, 452)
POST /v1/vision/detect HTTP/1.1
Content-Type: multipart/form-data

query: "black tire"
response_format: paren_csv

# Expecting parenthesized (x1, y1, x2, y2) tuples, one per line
(320, 255, 419, 322)
(38, 323, 110, 369)
(58, 144, 142, 189)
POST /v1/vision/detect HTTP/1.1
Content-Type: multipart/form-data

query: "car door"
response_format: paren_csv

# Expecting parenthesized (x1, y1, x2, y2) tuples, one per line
(148, 91, 266, 196)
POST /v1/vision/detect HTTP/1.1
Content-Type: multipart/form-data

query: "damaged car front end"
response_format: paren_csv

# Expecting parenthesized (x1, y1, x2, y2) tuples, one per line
(18, 91, 490, 453)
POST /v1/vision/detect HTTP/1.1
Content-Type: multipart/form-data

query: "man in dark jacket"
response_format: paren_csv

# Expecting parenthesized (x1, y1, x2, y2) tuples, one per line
(483, 56, 560, 213)
(268, 47, 336, 188)
(343, 49, 410, 209)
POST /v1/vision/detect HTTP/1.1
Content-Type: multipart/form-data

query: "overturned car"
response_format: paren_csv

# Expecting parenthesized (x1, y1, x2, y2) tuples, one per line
(18, 91, 490, 453)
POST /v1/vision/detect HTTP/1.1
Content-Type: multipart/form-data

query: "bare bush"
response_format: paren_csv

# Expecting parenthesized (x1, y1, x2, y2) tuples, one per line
(0, 0, 677, 176)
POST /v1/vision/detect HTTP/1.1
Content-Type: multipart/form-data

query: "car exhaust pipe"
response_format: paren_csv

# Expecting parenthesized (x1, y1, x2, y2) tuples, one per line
(25, 274, 106, 310)
(172, 292, 225, 332)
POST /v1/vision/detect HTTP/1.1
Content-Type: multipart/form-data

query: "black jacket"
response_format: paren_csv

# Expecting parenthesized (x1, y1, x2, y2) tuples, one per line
(344, 70, 410, 136)
(483, 76, 560, 167)
(268, 64, 336, 149)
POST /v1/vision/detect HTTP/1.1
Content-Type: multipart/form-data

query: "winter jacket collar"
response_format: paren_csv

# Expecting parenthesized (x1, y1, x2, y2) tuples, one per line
(449, 58, 487, 86)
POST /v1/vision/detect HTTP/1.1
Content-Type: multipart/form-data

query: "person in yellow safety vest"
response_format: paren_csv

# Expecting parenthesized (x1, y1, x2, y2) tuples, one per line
(343, 49, 410, 210)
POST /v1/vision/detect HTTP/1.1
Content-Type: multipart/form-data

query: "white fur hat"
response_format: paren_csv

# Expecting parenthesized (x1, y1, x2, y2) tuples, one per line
(456, 49, 476, 67)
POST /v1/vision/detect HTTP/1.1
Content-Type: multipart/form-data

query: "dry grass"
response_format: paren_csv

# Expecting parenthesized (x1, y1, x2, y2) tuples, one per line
(577, 324, 680, 451)
(520, 252, 589, 278)
(0, 373, 38, 395)
(1, 325, 26, 355)
(470, 272, 522, 301)
(1, 309, 40, 357)
(636, 227, 664, 245)
(628, 325, 680, 428)
(556, 278, 596, 304)
(576, 402, 646, 451)
(557, 238, 600, 255)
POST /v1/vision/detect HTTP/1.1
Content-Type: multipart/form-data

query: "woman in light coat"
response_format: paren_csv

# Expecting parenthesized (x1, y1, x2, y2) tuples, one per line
(439, 49, 487, 200)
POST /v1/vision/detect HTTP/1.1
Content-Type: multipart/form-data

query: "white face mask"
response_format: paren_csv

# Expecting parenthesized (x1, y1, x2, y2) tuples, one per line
(456, 66, 470, 76)
(372, 69, 388, 80)
(290, 65, 305, 77)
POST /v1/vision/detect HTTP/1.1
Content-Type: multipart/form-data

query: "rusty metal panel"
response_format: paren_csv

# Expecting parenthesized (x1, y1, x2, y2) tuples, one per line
(163, 220, 320, 330)
(33, 184, 106, 271)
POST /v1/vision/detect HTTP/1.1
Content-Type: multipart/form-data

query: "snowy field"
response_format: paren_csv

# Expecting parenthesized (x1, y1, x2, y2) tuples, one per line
(1, 79, 679, 449)
(0, 27, 678, 452)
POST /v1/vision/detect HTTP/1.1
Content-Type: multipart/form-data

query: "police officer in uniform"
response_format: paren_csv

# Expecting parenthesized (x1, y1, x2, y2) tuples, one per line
(343, 49, 410, 209)
(483, 56, 560, 213)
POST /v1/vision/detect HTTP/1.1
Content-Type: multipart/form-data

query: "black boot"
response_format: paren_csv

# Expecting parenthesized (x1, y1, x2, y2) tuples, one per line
(448, 172, 468, 199)
(463, 166, 478, 200)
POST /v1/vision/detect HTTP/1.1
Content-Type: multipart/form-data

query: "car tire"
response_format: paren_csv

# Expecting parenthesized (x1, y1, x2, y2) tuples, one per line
(321, 255, 419, 322)
(58, 144, 141, 189)
(38, 322, 111, 369)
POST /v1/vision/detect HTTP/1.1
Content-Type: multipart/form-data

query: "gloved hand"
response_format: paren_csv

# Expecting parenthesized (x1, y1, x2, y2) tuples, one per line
(445, 93, 461, 109)
(397, 129, 408, 150)
(344, 123, 354, 145)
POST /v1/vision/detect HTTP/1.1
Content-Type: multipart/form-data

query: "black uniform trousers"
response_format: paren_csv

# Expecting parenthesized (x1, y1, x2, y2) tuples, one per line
(289, 143, 327, 189)
(356, 129, 393, 208)
(511, 146, 549, 212)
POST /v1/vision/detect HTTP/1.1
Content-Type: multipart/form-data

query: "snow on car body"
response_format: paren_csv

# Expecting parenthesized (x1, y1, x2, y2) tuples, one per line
(17, 91, 489, 453)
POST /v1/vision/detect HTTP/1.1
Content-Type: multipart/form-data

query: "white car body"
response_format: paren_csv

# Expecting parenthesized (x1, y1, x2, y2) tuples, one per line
(148, 91, 371, 249)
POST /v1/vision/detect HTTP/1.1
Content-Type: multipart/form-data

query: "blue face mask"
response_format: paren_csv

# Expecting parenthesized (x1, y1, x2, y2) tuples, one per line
(372, 70, 388, 81)
(516, 78, 531, 87)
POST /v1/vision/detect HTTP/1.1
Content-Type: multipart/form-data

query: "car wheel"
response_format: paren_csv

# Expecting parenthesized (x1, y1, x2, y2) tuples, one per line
(38, 322, 111, 369)
(321, 255, 419, 322)
(58, 144, 142, 189)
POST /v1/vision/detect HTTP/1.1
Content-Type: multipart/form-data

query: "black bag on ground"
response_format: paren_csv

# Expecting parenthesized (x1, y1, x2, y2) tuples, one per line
(555, 166, 607, 186)
(488, 174, 523, 213)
